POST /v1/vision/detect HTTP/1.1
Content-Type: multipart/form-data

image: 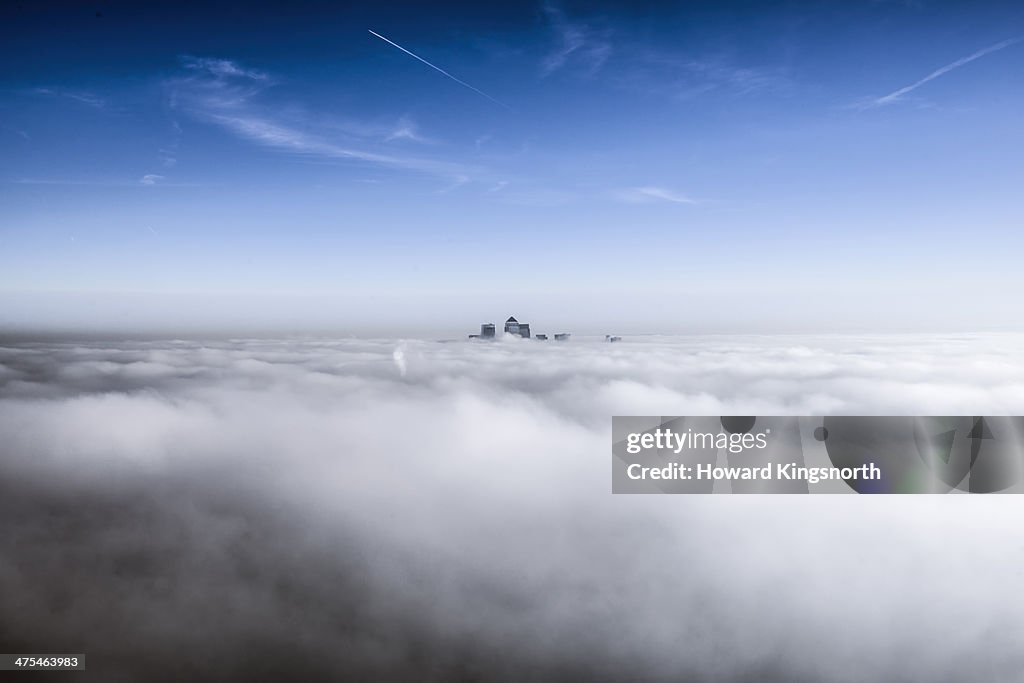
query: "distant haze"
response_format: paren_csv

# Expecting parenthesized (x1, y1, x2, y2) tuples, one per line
(1, 282, 1019, 336)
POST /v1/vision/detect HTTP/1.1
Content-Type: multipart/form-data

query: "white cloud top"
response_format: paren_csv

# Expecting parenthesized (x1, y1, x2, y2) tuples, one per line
(1, 334, 1023, 680)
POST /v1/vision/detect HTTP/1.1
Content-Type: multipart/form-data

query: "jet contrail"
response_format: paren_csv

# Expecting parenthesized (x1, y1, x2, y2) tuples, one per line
(368, 29, 511, 110)
(871, 36, 1022, 107)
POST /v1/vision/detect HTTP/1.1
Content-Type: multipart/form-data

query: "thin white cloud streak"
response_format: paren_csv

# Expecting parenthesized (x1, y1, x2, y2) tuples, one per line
(32, 87, 106, 109)
(540, 3, 611, 77)
(615, 186, 696, 204)
(158, 148, 177, 167)
(1, 124, 30, 141)
(180, 55, 270, 81)
(205, 112, 470, 177)
(315, 114, 439, 146)
(867, 37, 1021, 107)
(434, 173, 471, 193)
(539, 13, 785, 103)
(11, 178, 198, 187)
(368, 29, 512, 110)
(383, 115, 435, 144)
(665, 58, 789, 99)
(593, 39, 794, 102)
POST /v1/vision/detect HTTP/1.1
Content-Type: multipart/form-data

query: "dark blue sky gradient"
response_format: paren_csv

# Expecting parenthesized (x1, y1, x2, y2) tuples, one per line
(1, 1, 1022, 333)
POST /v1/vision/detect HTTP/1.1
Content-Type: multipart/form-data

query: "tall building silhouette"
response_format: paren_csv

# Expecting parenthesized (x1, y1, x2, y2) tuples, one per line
(504, 316, 531, 339)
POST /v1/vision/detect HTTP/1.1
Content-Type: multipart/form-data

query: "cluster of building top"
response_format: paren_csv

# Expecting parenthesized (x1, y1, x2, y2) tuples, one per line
(469, 316, 571, 341)
(469, 317, 621, 342)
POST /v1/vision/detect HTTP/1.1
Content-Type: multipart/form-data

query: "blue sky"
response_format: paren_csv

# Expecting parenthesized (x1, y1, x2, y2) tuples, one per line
(1, 0, 1022, 334)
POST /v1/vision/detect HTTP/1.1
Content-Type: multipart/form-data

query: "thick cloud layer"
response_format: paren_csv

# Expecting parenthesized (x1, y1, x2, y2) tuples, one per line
(2, 334, 1024, 681)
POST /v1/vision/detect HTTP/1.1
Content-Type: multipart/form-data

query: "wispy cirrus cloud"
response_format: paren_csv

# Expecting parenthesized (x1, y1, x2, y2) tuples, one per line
(12, 177, 198, 187)
(168, 56, 475, 181)
(1, 123, 30, 141)
(158, 148, 177, 167)
(611, 49, 791, 101)
(205, 113, 415, 166)
(32, 87, 106, 109)
(310, 113, 438, 146)
(670, 58, 788, 99)
(540, 3, 612, 77)
(538, 8, 787, 101)
(383, 115, 435, 144)
(157, 119, 182, 168)
(614, 186, 696, 205)
(858, 36, 1021, 108)
(180, 55, 270, 81)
